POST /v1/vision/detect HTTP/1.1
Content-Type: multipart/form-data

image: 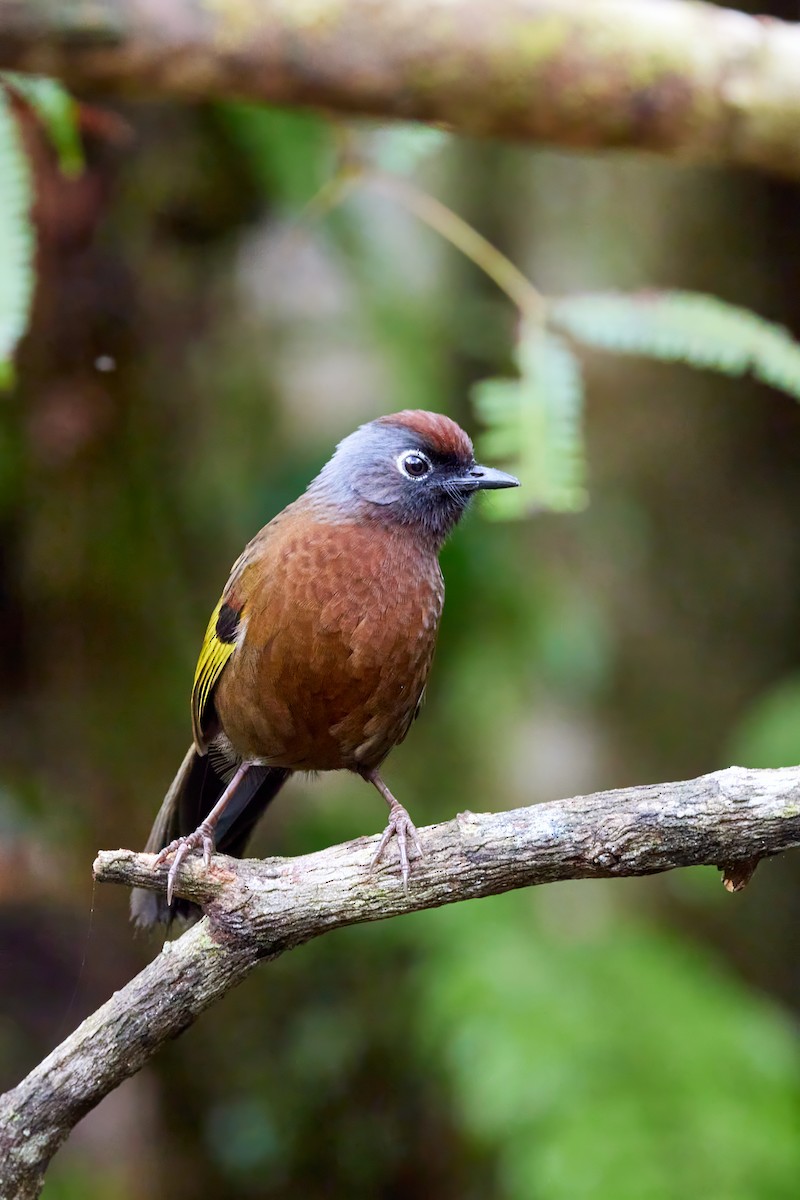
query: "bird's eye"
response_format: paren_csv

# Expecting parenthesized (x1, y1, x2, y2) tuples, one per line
(398, 451, 431, 479)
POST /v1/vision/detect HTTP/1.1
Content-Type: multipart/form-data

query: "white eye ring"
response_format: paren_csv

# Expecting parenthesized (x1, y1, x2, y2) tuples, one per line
(396, 449, 432, 480)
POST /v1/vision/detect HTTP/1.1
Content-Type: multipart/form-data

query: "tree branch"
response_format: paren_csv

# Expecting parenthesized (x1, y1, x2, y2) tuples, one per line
(1, 762, 800, 1197)
(2, 1, 800, 180)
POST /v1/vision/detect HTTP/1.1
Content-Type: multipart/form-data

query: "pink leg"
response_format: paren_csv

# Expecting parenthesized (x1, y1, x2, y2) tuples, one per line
(154, 762, 252, 906)
(362, 768, 422, 891)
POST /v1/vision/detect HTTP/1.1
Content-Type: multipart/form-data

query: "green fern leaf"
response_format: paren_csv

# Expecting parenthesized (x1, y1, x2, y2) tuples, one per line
(0, 87, 35, 390)
(473, 327, 587, 517)
(1, 72, 83, 176)
(550, 291, 800, 402)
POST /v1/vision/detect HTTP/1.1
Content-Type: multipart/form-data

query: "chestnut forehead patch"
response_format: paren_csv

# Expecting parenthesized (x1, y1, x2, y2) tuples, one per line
(377, 410, 473, 463)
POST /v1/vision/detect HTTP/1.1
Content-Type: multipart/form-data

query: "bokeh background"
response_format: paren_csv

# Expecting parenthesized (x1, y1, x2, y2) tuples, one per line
(2, 23, 800, 1199)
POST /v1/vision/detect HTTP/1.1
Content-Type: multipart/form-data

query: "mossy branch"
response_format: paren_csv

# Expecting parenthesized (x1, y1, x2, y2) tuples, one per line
(2, 1, 800, 179)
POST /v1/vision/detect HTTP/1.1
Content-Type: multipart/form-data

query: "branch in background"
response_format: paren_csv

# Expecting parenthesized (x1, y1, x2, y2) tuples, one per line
(1, 1, 800, 180)
(1, 762, 799, 1198)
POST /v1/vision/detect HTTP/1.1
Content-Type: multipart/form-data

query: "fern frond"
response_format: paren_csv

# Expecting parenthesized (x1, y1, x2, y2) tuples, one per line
(550, 291, 800, 402)
(0, 87, 35, 390)
(1, 72, 83, 176)
(474, 327, 587, 517)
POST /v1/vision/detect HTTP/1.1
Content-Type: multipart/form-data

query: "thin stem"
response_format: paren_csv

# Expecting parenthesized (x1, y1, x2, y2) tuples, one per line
(366, 170, 547, 324)
(277, 166, 361, 254)
(273, 153, 548, 326)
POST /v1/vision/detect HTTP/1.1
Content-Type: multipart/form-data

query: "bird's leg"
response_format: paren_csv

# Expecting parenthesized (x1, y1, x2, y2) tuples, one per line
(362, 768, 422, 891)
(154, 761, 253, 906)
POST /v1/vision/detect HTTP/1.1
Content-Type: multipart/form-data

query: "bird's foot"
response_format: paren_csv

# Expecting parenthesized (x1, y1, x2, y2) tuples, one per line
(371, 801, 422, 891)
(153, 821, 215, 907)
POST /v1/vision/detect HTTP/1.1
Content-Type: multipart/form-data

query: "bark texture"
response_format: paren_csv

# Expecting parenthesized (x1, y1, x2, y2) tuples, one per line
(3, 1, 800, 179)
(1, 762, 800, 1198)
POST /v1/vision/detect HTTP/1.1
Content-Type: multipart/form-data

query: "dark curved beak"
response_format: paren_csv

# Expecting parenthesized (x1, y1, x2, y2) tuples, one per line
(453, 464, 521, 492)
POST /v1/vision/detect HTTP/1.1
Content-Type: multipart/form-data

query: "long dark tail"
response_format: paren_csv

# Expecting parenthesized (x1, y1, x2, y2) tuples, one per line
(130, 746, 290, 928)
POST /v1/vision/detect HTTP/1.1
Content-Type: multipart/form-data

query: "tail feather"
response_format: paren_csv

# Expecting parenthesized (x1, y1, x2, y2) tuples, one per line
(130, 747, 289, 928)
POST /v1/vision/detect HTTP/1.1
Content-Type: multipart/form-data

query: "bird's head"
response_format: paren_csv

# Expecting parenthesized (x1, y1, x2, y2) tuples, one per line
(308, 410, 519, 545)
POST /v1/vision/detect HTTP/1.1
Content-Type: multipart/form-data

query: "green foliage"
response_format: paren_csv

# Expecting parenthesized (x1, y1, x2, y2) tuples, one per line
(214, 102, 333, 208)
(474, 326, 587, 516)
(727, 674, 800, 768)
(0, 86, 34, 390)
(369, 123, 449, 174)
(203, 114, 800, 530)
(480, 290, 800, 514)
(1, 72, 84, 176)
(550, 290, 800, 401)
(0, 74, 82, 390)
(32, 1166, 129, 1200)
(415, 893, 800, 1200)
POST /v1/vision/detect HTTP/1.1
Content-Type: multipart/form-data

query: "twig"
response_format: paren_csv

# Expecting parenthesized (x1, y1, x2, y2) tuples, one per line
(366, 172, 547, 323)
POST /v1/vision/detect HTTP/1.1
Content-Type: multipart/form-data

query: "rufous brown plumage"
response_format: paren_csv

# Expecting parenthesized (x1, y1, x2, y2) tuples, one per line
(131, 410, 519, 926)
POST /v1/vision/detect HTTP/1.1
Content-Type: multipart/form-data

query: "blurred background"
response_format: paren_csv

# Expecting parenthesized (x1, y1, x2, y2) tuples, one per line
(1, 10, 800, 1195)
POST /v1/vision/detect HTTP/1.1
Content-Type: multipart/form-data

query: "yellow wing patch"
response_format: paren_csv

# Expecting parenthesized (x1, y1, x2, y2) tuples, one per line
(191, 598, 239, 751)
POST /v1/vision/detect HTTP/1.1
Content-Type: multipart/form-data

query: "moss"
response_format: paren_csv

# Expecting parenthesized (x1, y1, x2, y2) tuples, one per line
(276, 0, 344, 34)
(200, 0, 278, 47)
(512, 14, 570, 66)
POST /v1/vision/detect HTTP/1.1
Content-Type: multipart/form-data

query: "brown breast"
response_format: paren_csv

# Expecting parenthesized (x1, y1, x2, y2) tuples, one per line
(213, 506, 444, 772)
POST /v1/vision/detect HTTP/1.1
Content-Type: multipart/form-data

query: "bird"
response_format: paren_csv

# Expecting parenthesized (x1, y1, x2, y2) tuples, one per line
(131, 409, 519, 926)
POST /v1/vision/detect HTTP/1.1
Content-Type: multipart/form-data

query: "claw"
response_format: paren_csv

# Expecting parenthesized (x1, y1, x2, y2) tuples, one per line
(371, 800, 422, 891)
(153, 823, 215, 907)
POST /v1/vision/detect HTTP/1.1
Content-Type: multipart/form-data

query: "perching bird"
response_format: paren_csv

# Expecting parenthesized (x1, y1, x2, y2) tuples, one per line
(131, 410, 518, 926)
